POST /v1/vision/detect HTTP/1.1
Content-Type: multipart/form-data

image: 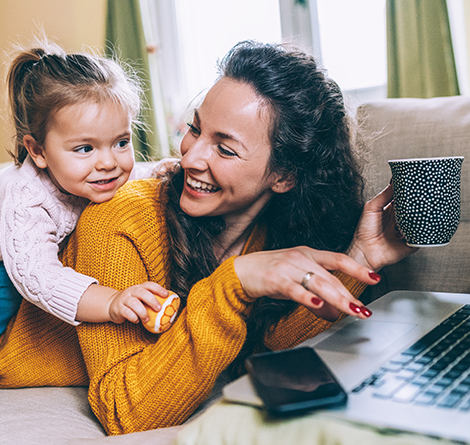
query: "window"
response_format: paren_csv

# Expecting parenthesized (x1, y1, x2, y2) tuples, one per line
(315, 0, 387, 103)
(146, 0, 388, 143)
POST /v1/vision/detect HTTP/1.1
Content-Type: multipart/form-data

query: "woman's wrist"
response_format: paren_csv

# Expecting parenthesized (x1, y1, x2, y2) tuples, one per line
(345, 242, 378, 273)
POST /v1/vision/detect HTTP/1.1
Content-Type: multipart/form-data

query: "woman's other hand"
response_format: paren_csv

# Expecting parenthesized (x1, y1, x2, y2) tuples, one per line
(347, 184, 418, 272)
(234, 247, 381, 321)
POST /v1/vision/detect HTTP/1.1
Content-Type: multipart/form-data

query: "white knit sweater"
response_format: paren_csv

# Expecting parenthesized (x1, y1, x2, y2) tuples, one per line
(0, 156, 158, 325)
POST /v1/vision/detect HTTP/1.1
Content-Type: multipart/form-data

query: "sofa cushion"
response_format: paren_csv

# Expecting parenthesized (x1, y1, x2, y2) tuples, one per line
(0, 387, 105, 443)
(356, 96, 470, 302)
(0, 386, 183, 444)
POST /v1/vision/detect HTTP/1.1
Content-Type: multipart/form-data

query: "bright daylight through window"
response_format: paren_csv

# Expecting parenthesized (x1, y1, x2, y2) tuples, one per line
(146, 0, 387, 141)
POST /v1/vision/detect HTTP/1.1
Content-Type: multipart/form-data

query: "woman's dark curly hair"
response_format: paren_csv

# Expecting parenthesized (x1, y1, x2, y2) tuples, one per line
(161, 40, 365, 376)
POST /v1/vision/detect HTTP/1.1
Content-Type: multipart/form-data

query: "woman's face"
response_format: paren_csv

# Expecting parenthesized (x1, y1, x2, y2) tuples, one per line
(180, 78, 285, 229)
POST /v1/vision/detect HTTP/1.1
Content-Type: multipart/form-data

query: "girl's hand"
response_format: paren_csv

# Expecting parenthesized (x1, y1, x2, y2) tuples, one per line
(347, 184, 418, 272)
(234, 247, 381, 322)
(107, 282, 169, 324)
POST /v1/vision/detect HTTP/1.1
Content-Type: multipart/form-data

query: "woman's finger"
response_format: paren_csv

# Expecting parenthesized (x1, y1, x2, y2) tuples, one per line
(293, 270, 372, 319)
(293, 248, 381, 286)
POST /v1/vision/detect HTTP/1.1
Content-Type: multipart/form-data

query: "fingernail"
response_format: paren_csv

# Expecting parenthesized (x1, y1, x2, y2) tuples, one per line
(311, 296, 322, 306)
(369, 271, 381, 282)
(360, 306, 373, 317)
(349, 302, 362, 314)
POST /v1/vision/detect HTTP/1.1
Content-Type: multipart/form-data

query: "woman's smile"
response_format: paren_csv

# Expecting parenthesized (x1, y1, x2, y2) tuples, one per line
(179, 78, 285, 228)
(186, 174, 221, 193)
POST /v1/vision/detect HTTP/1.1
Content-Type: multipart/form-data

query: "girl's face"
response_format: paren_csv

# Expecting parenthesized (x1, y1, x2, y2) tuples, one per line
(25, 101, 135, 203)
(180, 78, 289, 229)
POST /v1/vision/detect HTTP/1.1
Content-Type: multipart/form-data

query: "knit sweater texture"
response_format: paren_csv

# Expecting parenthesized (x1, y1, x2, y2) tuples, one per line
(0, 156, 95, 325)
(0, 178, 367, 435)
(0, 158, 157, 325)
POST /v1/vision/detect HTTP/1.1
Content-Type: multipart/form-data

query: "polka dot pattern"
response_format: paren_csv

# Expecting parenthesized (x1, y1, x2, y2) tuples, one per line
(388, 157, 463, 247)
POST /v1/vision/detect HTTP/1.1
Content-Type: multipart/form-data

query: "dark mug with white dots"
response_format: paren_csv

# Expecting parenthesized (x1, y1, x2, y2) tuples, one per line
(388, 156, 464, 247)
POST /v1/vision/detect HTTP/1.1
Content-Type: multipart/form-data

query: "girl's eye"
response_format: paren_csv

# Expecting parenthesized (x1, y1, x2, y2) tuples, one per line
(218, 145, 238, 157)
(116, 139, 130, 149)
(187, 123, 200, 136)
(75, 145, 93, 154)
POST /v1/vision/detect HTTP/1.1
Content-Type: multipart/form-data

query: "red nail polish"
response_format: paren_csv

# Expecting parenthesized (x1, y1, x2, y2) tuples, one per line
(311, 296, 322, 306)
(349, 302, 362, 314)
(360, 306, 373, 317)
(369, 271, 381, 282)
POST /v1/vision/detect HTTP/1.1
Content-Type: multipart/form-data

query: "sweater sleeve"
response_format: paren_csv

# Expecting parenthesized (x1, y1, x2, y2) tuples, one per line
(0, 179, 97, 325)
(61, 179, 256, 434)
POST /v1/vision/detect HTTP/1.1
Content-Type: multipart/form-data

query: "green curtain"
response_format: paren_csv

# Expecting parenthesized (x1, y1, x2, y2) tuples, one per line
(387, 0, 460, 98)
(106, 0, 159, 159)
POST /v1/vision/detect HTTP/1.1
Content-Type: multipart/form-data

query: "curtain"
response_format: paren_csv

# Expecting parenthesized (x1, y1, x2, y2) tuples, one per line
(386, 0, 460, 98)
(106, 0, 160, 159)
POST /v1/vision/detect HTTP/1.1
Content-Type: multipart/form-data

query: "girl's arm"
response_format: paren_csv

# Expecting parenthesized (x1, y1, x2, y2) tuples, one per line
(0, 178, 165, 326)
(75, 282, 167, 324)
(0, 179, 96, 325)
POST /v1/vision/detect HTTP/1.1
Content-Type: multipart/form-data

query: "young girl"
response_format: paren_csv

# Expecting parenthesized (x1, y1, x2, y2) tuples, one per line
(0, 41, 177, 334)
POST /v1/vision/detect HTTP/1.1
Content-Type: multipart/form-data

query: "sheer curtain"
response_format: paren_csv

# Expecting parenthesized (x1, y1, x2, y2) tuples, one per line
(106, 0, 163, 159)
(386, 0, 460, 98)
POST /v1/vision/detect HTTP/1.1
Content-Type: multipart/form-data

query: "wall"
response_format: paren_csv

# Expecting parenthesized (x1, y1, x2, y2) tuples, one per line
(0, 0, 107, 163)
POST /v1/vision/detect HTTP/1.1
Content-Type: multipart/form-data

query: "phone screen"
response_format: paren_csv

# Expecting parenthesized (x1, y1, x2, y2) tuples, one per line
(246, 347, 347, 415)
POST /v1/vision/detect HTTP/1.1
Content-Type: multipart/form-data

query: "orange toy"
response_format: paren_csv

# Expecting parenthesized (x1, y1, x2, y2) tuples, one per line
(143, 291, 180, 334)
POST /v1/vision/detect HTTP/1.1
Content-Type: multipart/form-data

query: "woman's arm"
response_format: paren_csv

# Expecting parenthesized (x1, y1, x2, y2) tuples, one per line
(61, 180, 255, 434)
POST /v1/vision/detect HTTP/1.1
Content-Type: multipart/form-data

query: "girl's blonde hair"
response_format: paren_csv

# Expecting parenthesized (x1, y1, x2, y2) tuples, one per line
(7, 40, 142, 165)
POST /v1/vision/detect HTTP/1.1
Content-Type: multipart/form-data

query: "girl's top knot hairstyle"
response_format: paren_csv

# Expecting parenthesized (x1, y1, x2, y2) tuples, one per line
(7, 40, 142, 165)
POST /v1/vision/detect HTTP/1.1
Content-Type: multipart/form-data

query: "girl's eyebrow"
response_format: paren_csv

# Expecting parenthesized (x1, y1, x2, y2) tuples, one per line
(194, 110, 247, 151)
(64, 131, 131, 144)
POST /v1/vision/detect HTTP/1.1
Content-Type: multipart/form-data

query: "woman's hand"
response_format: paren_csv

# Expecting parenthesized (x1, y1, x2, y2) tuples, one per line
(234, 247, 381, 321)
(347, 184, 418, 272)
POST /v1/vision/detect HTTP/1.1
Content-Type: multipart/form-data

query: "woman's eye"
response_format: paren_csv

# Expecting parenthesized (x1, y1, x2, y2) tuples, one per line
(218, 145, 237, 157)
(75, 145, 93, 154)
(187, 123, 200, 136)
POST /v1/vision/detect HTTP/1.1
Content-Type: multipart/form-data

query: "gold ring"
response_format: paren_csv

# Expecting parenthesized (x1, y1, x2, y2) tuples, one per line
(301, 271, 314, 290)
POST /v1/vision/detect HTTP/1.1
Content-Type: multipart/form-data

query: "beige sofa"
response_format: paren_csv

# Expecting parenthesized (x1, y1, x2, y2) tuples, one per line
(1, 95, 470, 444)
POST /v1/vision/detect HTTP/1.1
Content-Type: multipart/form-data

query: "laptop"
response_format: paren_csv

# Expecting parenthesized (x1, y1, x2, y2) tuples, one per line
(223, 290, 470, 442)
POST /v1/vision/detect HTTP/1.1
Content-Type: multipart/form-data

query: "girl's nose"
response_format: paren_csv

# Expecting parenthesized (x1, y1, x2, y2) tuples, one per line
(96, 149, 118, 170)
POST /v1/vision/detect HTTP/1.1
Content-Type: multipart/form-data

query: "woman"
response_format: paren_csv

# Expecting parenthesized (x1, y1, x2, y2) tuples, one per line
(0, 41, 413, 435)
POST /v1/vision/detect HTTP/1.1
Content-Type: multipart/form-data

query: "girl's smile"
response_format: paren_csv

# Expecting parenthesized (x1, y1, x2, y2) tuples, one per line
(25, 100, 135, 203)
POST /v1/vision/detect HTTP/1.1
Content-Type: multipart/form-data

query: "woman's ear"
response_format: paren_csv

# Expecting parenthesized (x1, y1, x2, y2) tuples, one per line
(23, 135, 47, 169)
(271, 175, 295, 194)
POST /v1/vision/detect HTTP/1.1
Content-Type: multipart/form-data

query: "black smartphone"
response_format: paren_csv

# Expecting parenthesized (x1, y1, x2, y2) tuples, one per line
(245, 347, 348, 415)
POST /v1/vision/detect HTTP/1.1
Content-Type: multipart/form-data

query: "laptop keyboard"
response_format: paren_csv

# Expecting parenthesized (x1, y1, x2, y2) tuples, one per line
(352, 304, 470, 411)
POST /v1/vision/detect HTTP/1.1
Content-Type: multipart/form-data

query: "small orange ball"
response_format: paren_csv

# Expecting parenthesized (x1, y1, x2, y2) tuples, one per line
(143, 291, 180, 334)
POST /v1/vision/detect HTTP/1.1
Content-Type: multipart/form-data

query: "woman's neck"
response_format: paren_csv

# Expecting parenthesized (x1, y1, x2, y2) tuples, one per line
(214, 221, 254, 263)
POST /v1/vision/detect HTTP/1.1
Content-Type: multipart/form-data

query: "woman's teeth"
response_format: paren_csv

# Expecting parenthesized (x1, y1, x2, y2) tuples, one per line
(187, 176, 220, 192)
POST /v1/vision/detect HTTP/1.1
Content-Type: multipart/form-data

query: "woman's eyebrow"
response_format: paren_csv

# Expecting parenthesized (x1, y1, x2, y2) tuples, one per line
(194, 110, 247, 151)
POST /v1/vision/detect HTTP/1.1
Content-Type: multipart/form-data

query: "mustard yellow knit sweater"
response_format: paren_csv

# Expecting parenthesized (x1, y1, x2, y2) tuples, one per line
(0, 179, 367, 435)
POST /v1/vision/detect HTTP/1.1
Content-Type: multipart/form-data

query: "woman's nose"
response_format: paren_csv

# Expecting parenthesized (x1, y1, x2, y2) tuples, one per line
(180, 137, 210, 171)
